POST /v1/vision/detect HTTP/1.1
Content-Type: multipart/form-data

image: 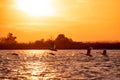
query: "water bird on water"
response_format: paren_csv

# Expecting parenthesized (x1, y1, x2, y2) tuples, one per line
(49, 52, 55, 55)
(96, 49, 108, 57)
(101, 49, 108, 57)
(12, 53, 18, 56)
(86, 47, 93, 57)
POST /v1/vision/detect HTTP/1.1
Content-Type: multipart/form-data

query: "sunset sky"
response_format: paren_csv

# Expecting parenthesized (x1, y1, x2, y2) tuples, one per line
(0, 0, 120, 42)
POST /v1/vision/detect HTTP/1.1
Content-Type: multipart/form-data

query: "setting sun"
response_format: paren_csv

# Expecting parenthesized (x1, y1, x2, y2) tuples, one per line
(16, 0, 55, 17)
(0, 0, 120, 42)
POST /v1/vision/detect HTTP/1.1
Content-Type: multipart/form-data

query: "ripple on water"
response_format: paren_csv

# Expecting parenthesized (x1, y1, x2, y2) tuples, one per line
(0, 50, 120, 80)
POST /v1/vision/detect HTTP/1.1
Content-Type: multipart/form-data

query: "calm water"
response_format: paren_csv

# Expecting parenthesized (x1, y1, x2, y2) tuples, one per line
(0, 50, 120, 80)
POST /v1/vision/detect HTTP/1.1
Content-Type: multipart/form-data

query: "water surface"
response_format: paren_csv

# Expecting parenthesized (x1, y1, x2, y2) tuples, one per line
(0, 50, 120, 80)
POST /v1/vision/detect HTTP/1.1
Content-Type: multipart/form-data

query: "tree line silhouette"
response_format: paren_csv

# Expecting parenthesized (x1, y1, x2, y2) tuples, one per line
(0, 33, 120, 49)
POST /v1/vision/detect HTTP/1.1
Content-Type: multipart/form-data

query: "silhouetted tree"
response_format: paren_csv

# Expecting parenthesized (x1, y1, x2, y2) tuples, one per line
(55, 34, 73, 42)
(35, 39, 44, 45)
(34, 39, 45, 49)
(0, 33, 17, 44)
(0, 33, 120, 49)
(55, 34, 73, 48)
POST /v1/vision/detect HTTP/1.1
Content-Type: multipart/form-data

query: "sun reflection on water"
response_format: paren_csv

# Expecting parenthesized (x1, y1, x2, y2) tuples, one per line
(31, 76, 39, 80)
(22, 50, 57, 79)
(0, 50, 58, 79)
(0, 50, 120, 80)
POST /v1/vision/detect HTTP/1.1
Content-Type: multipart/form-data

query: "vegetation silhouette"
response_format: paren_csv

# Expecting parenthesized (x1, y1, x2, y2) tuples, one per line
(0, 33, 120, 49)
(0, 33, 17, 44)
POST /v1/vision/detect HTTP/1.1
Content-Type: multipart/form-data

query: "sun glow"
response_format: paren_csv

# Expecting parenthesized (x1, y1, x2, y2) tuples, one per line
(16, 0, 55, 17)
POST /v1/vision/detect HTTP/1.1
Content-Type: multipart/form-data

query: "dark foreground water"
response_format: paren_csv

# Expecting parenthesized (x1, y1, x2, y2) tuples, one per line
(0, 50, 120, 80)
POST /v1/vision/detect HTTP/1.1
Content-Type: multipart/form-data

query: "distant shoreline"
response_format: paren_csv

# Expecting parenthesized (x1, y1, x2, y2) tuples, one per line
(1, 33, 120, 49)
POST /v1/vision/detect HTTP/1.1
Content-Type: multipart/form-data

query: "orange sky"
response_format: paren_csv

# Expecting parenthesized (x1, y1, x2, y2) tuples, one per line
(0, 0, 120, 42)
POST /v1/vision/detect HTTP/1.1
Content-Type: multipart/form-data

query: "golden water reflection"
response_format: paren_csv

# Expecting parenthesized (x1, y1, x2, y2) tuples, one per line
(0, 50, 59, 80)
(26, 62, 46, 80)
(22, 50, 57, 80)
(1, 50, 120, 80)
